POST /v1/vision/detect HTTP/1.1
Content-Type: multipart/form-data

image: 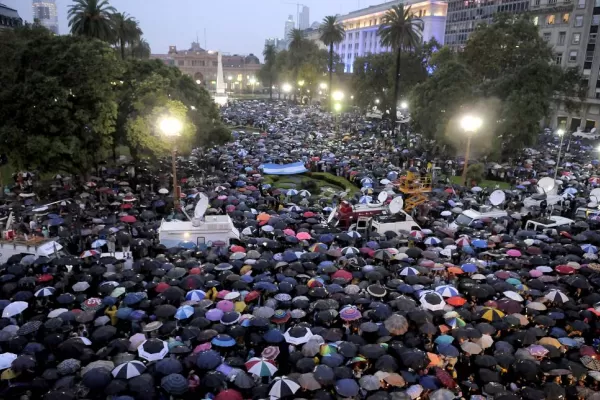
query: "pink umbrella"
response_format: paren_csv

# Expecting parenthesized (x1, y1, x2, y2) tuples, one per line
(226, 205, 236, 212)
(218, 195, 228, 200)
(527, 345, 549, 357)
(206, 309, 224, 321)
(529, 270, 543, 278)
(283, 229, 296, 236)
(217, 300, 234, 312)
(506, 249, 522, 257)
(120, 215, 136, 223)
(194, 343, 212, 353)
(455, 237, 470, 246)
(296, 232, 312, 240)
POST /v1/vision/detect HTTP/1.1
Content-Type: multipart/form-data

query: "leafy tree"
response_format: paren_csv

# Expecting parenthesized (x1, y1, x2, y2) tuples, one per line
(261, 44, 277, 100)
(352, 50, 429, 112)
(111, 12, 140, 60)
(115, 59, 226, 160)
(378, 5, 423, 130)
(68, 0, 116, 41)
(466, 164, 485, 185)
(0, 31, 121, 178)
(319, 15, 345, 106)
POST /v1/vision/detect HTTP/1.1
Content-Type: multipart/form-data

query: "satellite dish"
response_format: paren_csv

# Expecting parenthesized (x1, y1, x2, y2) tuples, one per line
(327, 209, 336, 224)
(193, 193, 209, 224)
(536, 177, 556, 195)
(378, 191, 388, 203)
(590, 188, 600, 202)
(588, 202, 598, 208)
(592, 127, 597, 134)
(389, 197, 404, 214)
(489, 190, 506, 207)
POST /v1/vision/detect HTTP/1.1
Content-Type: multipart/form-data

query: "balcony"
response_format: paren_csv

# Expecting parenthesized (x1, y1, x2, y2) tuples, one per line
(530, 1, 573, 13)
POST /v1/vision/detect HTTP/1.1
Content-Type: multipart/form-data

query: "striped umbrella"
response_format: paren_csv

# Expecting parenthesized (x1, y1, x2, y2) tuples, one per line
(400, 267, 420, 276)
(339, 306, 362, 321)
(111, 360, 146, 379)
(185, 290, 206, 301)
(245, 357, 278, 377)
(270, 376, 300, 398)
(424, 237, 441, 246)
(435, 285, 459, 298)
(34, 287, 55, 298)
(341, 246, 360, 256)
(455, 237, 470, 246)
(479, 307, 505, 322)
(409, 230, 424, 240)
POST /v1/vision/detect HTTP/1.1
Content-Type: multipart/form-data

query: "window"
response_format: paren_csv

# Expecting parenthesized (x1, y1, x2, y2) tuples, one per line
(578, 0, 585, 6)
(596, 0, 600, 5)
(543, 32, 552, 41)
(594, 15, 600, 25)
(534, 0, 540, 4)
(558, 31, 566, 45)
(177, 60, 184, 66)
(549, 0, 557, 3)
(546, 15, 556, 25)
(573, 32, 582, 44)
(556, 53, 563, 64)
(569, 50, 578, 62)
(212, 61, 218, 67)
(562, 13, 570, 23)
(533, 16, 539, 25)
(591, 33, 597, 43)
(575, 15, 584, 27)
(586, 51, 594, 61)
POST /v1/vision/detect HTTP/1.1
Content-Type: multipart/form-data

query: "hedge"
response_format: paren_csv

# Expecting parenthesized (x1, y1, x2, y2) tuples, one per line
(307, 172, 359, 195)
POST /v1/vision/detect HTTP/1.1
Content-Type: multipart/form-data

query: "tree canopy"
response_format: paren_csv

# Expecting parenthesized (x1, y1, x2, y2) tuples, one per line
(408, 14, 584, 159)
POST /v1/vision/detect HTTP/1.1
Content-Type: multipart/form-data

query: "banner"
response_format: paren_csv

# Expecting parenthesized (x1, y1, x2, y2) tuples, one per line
(261, 162, 308, 175)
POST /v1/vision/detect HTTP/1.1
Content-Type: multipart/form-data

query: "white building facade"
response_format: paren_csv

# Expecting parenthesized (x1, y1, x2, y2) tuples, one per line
(333, 0, 447, 73)
(32, 0, 58, 34)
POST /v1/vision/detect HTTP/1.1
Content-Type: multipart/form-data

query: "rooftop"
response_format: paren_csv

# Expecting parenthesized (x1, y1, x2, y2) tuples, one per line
(0, 3, 21, 19)
(338, 0, 437, 20)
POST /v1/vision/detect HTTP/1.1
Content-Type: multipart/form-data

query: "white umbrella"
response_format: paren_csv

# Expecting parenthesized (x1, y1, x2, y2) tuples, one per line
(34, 287, 56, 298)
(270, 376, 300, 398)
(420, 293, 446, 311)
(158, 188, 169, 194)
(72, 282, 91, 292)
(137, 339, 168, 361)
(503, 291, 524, 302)
(2, 301, 28, 318)
(48, 308, 68, 318)
(283, 327, 313, 345)
(0, 352, 17, 370)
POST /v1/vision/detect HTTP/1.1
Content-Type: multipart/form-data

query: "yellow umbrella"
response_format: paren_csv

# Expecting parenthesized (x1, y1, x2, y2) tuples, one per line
(480, 307, 505, 322)
(538, 337, 561, 348)
(1, 369, 19, 380)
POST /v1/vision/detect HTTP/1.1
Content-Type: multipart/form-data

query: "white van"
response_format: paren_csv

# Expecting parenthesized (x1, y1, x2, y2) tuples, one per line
(450, 209, 508, 230)
(525, 216, 575, 232)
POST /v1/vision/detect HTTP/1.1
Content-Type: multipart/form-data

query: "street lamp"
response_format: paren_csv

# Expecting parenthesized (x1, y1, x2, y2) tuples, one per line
(400, 101, 408, 109)
(554, 128, 566, 180)
(375, 99, 380, 105)
(334, 103, 342, 112)
(460, 115, 483, 186)
(195, 79, 201, 85)
(332, 91, 344, 101)
(227, 76, 232, 91)
(249, 77, 257, 94)
(160, 117, 183, 208)
(319, 82, 327, 90)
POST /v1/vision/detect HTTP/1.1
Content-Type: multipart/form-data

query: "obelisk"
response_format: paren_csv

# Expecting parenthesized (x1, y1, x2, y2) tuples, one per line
(213, 51, 228, 106)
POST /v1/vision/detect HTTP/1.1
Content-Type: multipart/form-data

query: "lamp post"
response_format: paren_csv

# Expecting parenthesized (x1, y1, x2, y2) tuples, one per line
(227, 76, 232, 92)
(249, 77, 257, 94)
(399, 101, 408, 142)
(160, 117, 183, 209)
(334, 103, 342, 136)
(554, 128, 566, 180)
(460, 115, 483, 186)
(282, 83, 292, 101)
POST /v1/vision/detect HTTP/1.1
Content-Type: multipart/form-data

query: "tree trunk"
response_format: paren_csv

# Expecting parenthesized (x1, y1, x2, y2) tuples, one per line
(120, 38, 125, 60)
(392, 47, 401, 133)
(329, 43, 334, 110)
(269, 74, 273, 100)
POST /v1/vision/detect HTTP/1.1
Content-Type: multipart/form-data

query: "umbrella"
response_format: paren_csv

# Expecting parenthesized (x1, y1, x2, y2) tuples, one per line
(245, 357, 278, 377)
(335, 378, 360, 397)
(284, 327, 313, 345)
(2, 301, 27, 318)
(270, 376, 300, 398)
(111, 361, 146, 379)
(137, 339, 168, 361)
(161, 373, 188, 395)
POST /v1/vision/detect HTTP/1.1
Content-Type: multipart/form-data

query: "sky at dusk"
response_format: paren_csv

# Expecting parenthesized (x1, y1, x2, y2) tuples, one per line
(4, 0, 391, 59)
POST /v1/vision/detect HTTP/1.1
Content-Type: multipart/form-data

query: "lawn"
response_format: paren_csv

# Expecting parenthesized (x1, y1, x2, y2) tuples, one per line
(263, 172, 359, 198)
(448, 176, 511, 190)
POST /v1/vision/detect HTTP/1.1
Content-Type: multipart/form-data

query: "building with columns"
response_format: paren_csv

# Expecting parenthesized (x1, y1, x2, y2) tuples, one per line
(151, 42, 262, 93)
(332, 0, 447, 73)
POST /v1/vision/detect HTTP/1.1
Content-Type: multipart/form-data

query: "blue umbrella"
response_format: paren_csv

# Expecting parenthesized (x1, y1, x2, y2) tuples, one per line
(174, 305, 194, 320)
(263, 329, 285, 343)
(437, 344, 459, 357)
(123, 292, 146, 306)
(161, 373, 188, 395)
(211, 334, 236, 347)
(581, 244, 597, 254)
(434, 335, 454, 345)
(116, 307, 134, 319)
(91, 239, 107, 248)
(254, 282, 278, 292)
(471, 240, 487, 249)
(558, 337, 579, 347)
(419, 375, 440, 390)
(461, 263, 478, 273)
(196, 350, 222, 369)
(335, 378, 360, 397)
(47, 218, 64, 226)
(178, 241, 196, 250)
(186, 290, 206, 301)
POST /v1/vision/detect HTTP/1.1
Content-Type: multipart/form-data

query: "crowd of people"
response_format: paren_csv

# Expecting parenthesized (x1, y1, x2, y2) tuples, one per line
(0, 100, 599, 400)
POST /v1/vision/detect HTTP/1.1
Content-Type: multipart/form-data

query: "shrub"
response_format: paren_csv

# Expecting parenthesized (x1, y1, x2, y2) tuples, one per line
(466, 164, 485, 185)
(300, 179, 319, 193)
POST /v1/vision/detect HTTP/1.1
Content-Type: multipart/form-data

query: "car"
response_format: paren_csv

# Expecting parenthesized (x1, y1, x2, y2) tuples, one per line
(572, 130, 600, 140)
(525, 216, 575, 232)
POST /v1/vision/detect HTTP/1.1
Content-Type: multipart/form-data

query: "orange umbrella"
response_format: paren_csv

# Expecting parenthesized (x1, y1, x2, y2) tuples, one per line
(427, 352, 442, 367)
(257, 213, 270, 222)
(446, 296, 467, 307)
(447, 267, 464, 275)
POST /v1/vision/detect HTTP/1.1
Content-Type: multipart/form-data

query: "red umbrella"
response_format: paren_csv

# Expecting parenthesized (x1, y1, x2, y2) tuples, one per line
(332, 270, 352, 282)
(37, 274, 53, 283)
(155, 282, 170, 293)
(446, 297, 467, 307)
(435, 367, 457, 388)
(245, 291, 260, 302)
(120, 204, 132, 209)
(120, 215, 136, 223)
(215, 389, 243, 400)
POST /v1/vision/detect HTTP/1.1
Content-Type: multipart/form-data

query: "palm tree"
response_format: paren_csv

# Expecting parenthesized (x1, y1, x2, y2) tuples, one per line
(263, 44, 277, 100)
(130, 38, 151, 59)
(378, 5, 423, 130)
(68, 0, 116, 41)
(287, 29, 307, 101)
(111, 12, 139, 59)
(319, 16, 345, 104)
